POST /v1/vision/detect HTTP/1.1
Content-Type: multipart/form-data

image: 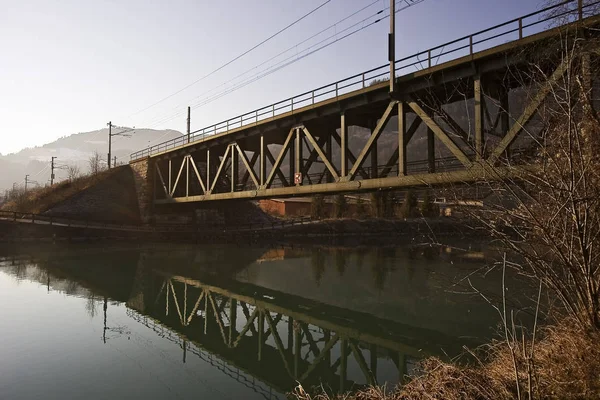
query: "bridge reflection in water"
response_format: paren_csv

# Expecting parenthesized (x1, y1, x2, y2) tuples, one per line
(0, 243, 512, 398)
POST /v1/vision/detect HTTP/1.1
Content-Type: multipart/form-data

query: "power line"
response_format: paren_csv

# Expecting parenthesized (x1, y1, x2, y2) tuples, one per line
(126, 0, 333, 119)
(139, 0, 384, 130)
(147, 0, 422, 131)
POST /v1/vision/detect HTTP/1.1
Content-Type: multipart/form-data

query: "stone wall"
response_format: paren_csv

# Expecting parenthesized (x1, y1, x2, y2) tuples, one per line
(130, 158, 154, 224)
(44, 166, 141, 224)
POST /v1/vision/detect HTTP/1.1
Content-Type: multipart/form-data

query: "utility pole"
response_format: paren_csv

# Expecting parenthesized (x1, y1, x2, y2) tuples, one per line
(113, 155, 117, 167)
(187, 106, 191, 143)
(389, 0, 396, 93)
(50, 156, 57, 185)
(25, 174, 30, 191)
(107, 121, 112, 169)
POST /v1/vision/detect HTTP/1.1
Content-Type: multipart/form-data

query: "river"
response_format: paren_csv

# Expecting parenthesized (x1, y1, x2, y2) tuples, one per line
(0, 241, 537, 399)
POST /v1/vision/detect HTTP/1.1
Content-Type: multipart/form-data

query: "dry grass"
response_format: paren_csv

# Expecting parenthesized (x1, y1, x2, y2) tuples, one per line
(292, 319, 600, 400)
(1, 168, 120, 214)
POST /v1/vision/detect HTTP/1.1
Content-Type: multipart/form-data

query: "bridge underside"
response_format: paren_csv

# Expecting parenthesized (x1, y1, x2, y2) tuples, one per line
(138, 18, 599, 205)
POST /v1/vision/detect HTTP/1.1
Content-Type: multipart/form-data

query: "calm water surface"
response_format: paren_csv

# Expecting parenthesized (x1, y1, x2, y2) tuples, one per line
(0, 242, 536, 399)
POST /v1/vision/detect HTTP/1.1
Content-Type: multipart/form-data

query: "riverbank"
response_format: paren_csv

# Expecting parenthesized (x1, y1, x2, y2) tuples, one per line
(293, 318, 600, 399)
(0, 216, 480, 245)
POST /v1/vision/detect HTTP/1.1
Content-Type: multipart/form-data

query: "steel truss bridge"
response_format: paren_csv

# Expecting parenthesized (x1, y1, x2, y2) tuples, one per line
(126, 267, 467, 397)
(130, 1, 600, 205)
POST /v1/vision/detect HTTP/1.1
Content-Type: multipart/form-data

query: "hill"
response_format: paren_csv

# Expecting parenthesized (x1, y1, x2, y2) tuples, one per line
(0, 128, 182, 192)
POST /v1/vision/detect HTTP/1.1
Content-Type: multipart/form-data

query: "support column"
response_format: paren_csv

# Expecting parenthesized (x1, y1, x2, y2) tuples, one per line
(427, 127, 435, 173)
(340, 339, 348, 392)
(228, 299, 237, 347)
(325, 133, 333, 183)
(340, 113, 347, 178)
(168, 158, 172, 193)
(260, 135, 265, 188)
(289, 130, 296, 186)
(295, 128, 302, 186)
(258, 310, 264, 362)
(398, 102, 406, 176)
(499, 88, 510, 160)
(231, 145, 238, 192)
(206, 149, 211, 194)
(474, 76, 484, 161)
(185, 156, 190, 197)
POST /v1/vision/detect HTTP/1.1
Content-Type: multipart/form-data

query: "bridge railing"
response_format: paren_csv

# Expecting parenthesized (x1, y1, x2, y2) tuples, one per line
(130, 0, 597, 161)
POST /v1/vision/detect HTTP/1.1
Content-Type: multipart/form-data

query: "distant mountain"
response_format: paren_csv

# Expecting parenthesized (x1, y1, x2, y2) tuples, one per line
(0, 128, 182, 192)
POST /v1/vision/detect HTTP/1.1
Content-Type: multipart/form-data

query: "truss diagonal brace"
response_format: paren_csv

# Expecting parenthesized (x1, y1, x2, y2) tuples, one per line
(236, 145, 260, 189)
(210, 145, 232, 193)
(189, 155, 206, 194)
(302, 127, 340, 181)
(408, 99, 473, 168)
(155, 164, 170, 197)
(488, 58, 569, 164)
(170, 157, 188, 196)
(265, 128, 295, 188)
(347, 101, 397, 180)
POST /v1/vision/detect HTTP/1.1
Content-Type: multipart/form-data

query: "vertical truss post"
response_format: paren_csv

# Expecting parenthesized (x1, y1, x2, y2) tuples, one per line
(427, 127, 435, 173)
(474, 76, 484, 161)
(260, 135, 265, 188)
(324, 329, 331, 366)
(229, 299, 237, 347)
(204, 291, 209, 334)
(294, 326, 301, 378)
(295, 128, 302, 186)
(325, 132, 333, 183)
(398, 102, 406, 176)
(168, 158, 172, 194)
(185, 156, 190, 198)
(258, 310, 264, 361)
(287, 317, 294, 352)
(206, 149, 211, 194)
(340, 339, 348, 392)
(340, 113, 347, 178)
(370, 344, 377, 382)
(289, 129, 296, 186)
(231, 145, 238, 192)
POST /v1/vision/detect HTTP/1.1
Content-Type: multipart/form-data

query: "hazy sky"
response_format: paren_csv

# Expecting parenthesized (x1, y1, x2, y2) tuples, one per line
(1, 0, 545, 155)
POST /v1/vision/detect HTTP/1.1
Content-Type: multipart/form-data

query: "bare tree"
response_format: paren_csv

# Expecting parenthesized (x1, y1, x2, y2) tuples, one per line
(67, 164, 80, 181)
(543, 0, 600, 25)
(88, 151, 104, 175)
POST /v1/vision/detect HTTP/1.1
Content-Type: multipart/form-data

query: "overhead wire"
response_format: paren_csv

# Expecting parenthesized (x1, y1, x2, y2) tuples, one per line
(137, 0, 382, 130)
(143, 0, 422, 133)
(125, 0, 333, 120)
(139, 1, 392, 131)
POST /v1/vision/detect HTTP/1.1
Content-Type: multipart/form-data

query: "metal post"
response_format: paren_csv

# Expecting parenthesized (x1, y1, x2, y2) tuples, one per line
(398, 102, 406, 175)
(228, 299, 237, 347)
(340, 339, 348, 392)
(168, 159, 172, 194)
(185, 156, 190, 198)
(258, 311, 264, 361)
(206, 149, 210, 193)
(389, 0, 396, 93)
(295, 128, 302, 186)
(341, 113, 347, 177)
(474, 76, 484, 161)
(231, 145, 237, 192)
(260, 135, 265, 188)
(24, 174, 29, 191)
(325, 132, 333, 183)
(107, 121, 112, 169)
(186, 106, 191, 143)
(579, 0, 583, 20)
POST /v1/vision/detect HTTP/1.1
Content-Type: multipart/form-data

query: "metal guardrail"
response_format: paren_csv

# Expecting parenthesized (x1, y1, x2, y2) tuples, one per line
(130, 0, 596, 161)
